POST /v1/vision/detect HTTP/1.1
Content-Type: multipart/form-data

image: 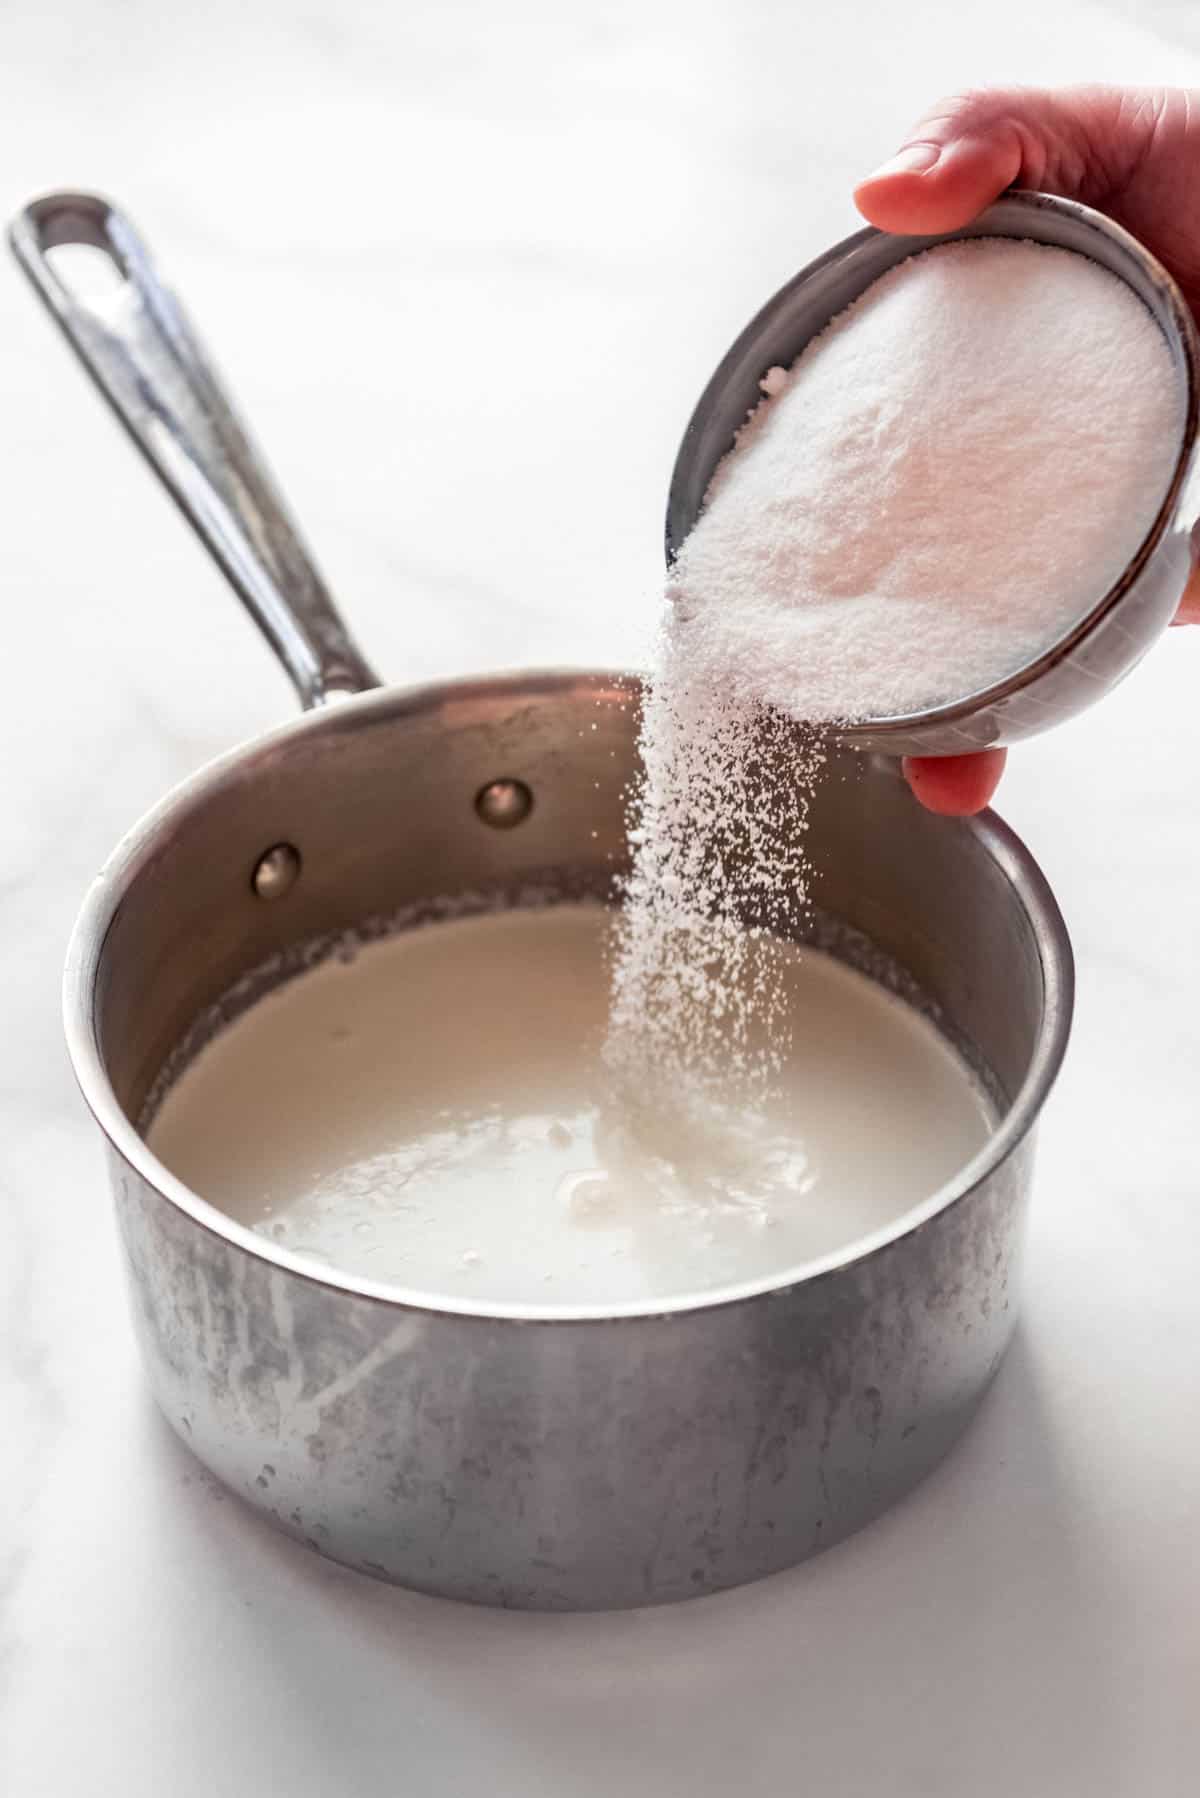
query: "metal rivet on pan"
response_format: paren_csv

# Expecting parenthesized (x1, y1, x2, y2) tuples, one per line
(475, 779, 533, 829)
(252, 843, 301, 899)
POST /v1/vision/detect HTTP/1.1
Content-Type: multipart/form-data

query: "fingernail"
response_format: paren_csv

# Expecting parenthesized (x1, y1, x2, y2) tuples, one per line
(863, 142, 941, 183)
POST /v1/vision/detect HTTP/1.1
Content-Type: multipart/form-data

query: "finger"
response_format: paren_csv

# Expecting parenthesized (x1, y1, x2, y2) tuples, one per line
(1173, 541, 1200, 625)
(853, 85, 1146, 236)
(855, 130, 1021, 235)
(902, 749, 1008, 816)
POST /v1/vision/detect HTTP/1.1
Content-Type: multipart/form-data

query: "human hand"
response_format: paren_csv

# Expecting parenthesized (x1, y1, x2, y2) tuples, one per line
(854, 85, 1200, 816)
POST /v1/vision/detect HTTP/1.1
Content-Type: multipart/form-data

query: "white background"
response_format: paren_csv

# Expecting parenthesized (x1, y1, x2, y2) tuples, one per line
(1, 1, 1197, 1792)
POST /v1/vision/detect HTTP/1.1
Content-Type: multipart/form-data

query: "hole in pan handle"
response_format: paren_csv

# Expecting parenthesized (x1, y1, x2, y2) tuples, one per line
(8, 189, 382, 713)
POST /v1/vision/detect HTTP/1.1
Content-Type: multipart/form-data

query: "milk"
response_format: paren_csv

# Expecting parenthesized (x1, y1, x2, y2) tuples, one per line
(147, 904, 994, 1305)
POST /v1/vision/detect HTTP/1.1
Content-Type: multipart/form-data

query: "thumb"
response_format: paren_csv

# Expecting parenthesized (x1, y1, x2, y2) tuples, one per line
(854, 86, 1138, 235)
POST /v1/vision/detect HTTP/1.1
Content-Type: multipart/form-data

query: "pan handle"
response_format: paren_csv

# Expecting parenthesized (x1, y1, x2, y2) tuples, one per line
(9, 191, 382, 711)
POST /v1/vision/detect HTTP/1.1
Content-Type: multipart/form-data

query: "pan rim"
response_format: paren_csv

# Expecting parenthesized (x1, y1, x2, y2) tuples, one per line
(63, 665, 1075, 1325)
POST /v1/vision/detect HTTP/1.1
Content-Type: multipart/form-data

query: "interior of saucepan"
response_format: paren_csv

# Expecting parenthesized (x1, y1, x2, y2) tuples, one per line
(74, 672, 1071, 1303)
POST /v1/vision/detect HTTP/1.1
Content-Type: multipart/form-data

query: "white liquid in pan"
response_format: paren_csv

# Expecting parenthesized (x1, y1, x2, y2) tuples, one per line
(148, 904, 995, 1305)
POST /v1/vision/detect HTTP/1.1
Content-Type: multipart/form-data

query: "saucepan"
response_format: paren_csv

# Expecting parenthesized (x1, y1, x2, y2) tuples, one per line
(13, 190, 1073, 1610)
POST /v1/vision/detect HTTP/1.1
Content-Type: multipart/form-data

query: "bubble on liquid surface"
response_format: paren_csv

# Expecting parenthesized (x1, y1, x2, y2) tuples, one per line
(557, 1168, 614, 1221)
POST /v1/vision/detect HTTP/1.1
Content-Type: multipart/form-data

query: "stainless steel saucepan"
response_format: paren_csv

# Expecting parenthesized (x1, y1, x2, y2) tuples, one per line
(13, 191, 1073, 1610)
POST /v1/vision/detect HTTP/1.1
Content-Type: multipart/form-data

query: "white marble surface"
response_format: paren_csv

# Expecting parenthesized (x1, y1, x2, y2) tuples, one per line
(2, 1, 1199, 1792)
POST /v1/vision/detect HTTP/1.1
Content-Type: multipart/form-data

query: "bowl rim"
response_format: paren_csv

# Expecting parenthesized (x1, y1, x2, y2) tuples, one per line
(665, 189, 1200, 745)
(63, 667, 1075, 1324)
